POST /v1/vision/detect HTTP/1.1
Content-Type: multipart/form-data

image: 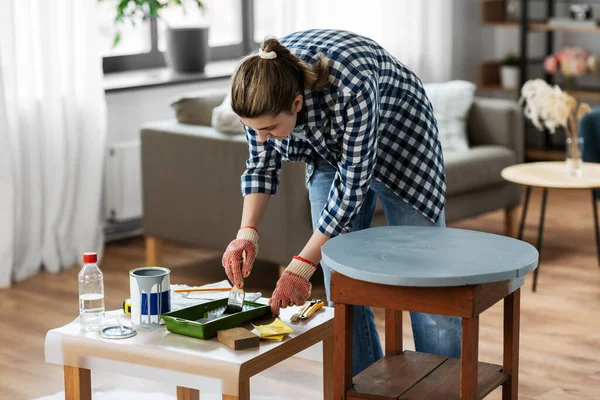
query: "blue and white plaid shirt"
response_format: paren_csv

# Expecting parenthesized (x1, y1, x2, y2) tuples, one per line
(241, 29, 446, 237)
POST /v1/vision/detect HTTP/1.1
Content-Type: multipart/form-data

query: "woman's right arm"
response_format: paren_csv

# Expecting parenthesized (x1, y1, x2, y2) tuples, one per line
(240, 193, 271, 229)
(239, 125, 281, 228)
(222, 126, 282, 286)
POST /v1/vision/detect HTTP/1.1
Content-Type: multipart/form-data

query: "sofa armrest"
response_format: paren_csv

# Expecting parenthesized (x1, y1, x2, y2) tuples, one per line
(169, 88, 229, 126)
(468, 97, 525, 163)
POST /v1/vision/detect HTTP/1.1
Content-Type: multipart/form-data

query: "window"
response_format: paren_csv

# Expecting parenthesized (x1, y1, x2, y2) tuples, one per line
(157, 0, 243, 50)
(100, 0, 248, 73)
(97, 2, 151, 57)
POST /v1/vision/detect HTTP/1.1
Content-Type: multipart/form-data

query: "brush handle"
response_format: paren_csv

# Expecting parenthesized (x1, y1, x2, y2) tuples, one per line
(301, 301, 325, 319)
(174, 288, 231, 293)
(291, 300, 314, 322)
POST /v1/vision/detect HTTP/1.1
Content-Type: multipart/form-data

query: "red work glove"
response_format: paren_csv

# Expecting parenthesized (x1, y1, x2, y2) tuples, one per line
(222, 226, 259, 288)
(269, 256, 317, 315)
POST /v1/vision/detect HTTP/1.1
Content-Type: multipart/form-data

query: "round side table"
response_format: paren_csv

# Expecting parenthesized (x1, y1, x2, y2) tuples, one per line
(322, 226, 538, 400)
(501, 161, 600, 291)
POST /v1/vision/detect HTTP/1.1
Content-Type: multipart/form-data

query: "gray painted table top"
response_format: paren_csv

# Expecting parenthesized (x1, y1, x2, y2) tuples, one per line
(321, 226, 539, 287)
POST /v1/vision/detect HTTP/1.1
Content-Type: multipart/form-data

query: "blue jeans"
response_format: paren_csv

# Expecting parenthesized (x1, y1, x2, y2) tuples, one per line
(308, 157, 462, 376)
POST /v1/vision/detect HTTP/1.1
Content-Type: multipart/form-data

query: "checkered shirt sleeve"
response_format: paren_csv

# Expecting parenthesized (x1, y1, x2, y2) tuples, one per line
(240, 125, 282, 196)
(317, 74, 379, 237)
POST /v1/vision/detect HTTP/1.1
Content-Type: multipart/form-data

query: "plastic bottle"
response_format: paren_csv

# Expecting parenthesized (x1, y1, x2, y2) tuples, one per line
(78, 252, 105, 332)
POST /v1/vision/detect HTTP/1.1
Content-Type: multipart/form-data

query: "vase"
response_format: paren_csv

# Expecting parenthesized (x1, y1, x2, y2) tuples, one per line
(164, 26, 210, 73)
(566, 136, 584, 177)
(500, 66, 520, 88)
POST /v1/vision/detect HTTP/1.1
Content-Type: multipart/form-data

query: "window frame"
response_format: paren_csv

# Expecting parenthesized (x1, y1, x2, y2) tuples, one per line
(103, 0, 256, 73)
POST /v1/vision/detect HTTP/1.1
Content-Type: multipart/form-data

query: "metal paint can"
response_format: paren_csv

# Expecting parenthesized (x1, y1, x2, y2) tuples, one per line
(129, 266, 171, 328)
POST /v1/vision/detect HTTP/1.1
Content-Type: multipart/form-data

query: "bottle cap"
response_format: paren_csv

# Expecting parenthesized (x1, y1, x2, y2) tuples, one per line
(83, 252, 97, 264)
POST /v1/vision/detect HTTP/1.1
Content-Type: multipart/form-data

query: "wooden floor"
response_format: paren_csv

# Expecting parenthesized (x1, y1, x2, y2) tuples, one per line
(1, 187, 600, 399)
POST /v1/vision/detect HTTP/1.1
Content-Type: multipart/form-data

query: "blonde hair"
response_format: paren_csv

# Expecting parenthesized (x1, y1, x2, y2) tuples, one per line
(231, 37, 329, 119)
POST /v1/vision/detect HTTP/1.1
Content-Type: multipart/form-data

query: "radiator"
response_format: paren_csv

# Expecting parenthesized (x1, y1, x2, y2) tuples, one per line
(104, 140, 142, 223)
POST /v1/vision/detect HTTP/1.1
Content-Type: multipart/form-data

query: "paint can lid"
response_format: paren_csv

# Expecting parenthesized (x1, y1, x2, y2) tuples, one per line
(100, 325, 137, 340)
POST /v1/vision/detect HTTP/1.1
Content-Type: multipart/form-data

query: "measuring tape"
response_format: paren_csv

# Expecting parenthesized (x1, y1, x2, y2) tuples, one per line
(122, 298, 131, 314)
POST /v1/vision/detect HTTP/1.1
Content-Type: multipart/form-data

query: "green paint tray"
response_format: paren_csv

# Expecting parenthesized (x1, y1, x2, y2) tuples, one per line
(160, 298, 271, 340)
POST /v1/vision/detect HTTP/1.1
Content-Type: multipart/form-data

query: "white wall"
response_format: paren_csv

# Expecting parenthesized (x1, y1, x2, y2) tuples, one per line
(103, 78, 230, 233)
(451, 0, 496, 81)
(106, 79, 230, 144)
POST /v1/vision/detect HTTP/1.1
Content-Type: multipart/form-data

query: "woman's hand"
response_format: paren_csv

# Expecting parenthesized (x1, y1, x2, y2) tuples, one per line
(222, 226, 259, 288)
(269, 256, 317, 315)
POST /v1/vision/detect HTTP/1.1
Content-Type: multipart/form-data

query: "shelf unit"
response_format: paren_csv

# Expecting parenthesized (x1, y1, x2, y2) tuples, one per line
(479, 0, 600, 162)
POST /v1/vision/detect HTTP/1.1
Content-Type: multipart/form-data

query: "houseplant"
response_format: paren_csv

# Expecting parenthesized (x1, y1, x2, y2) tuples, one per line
(544, 46, 598, 89)
(519, 79, 592, 176)
(500, 53, 520, 89)
(98, 0, 209, 73)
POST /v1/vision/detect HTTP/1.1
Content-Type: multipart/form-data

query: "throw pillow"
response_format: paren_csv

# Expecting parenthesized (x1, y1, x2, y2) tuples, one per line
(170, 89, 228, 126)
(211, 93, 246, 135)
(423, 80, 476, 152)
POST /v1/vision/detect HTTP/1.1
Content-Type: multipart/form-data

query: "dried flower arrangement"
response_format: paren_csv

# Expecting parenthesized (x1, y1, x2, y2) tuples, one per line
(518, 79, 592, 172)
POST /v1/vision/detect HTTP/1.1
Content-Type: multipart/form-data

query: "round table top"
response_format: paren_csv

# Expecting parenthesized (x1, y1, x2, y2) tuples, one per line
(320, 226, 539, 287)
(501, 162, 600, 189)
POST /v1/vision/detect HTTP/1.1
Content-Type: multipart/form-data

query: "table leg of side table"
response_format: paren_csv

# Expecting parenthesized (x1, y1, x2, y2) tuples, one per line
(502, 289, 521, 400)
(177, 387, 199, 400)
(461, 316, 479, 400)
(323, 334, 334, 400)
(333, 303, 353, 400)
(64, 366, 91, 400)
(532, 188, 548, 292)
(517, 186, 532, 241)
(592, 190, 600, 266)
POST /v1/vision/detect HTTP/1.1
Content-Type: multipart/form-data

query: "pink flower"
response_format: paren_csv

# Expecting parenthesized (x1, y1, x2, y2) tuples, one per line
(555, 50, 568, 63)
(544, 56, 558, 74)
(575, 59, 587, 74)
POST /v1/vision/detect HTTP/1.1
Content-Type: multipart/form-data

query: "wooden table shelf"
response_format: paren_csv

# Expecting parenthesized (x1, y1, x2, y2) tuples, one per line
(348, 351, 506, 400)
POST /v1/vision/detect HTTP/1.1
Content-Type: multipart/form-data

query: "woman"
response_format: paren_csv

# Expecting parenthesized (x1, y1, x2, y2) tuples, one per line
(222, 29, 461, 376)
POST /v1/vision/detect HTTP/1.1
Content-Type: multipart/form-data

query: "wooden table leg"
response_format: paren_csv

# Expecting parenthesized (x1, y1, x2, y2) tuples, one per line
(592, 189, 600, 266)
(385, 309, 403, 356)
(146, 236, 163, 266)
(177, 387, 199, 400)
(504, 206, 519, 238)
(64, 366, 91, 400)
(222, 379, 250, 400)
(334, 303, 353, 400)
(461, 316, 479, 400)
(323, 333, 334, 400)
(503, 288, 521, 400)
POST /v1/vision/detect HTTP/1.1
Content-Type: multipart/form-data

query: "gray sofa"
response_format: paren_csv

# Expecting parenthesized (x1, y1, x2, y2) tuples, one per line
(141, 90, 523, 267)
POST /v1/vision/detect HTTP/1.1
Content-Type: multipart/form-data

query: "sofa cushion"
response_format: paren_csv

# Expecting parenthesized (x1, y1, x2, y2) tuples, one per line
(444, 145, 517, 196)
(211, 92, 246, 135)
(170, 89, 228, 126)
(423, 80, 476, 153)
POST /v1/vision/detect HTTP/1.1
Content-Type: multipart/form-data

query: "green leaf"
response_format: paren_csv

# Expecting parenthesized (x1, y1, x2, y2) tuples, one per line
(112, 32, 121, 48)
(147, 0, 157, 17)
(105, 0, 205, 45)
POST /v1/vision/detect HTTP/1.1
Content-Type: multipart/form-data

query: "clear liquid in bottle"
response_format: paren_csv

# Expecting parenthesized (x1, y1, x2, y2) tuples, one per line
(78, 252, 105, 332)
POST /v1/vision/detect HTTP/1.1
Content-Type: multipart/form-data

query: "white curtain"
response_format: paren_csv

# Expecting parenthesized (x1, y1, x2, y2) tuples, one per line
(254, 0, 454, 83)
(0, 0, 107, 288)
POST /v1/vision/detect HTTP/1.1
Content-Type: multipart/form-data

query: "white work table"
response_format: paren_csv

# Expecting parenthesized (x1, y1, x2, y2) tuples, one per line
(45, 299, 333, 400)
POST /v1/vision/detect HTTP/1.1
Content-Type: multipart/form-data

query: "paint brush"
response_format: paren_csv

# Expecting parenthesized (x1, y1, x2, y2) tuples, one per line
(224, 251, 246, 314)
(174, 287, 231, 293)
